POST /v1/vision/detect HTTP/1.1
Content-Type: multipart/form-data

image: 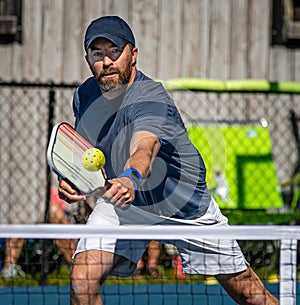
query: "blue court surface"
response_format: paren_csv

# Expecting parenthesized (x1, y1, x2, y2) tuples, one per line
(0, 283, 281, 305)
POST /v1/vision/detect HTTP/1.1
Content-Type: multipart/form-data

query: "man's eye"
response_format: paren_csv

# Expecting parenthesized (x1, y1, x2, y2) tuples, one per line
(93, 51, 104, 58)
(112, 49, 122, 54)
(110, 49, 122, 60)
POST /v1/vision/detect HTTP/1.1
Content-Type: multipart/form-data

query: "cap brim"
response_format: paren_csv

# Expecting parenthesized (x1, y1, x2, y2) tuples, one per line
(85, 34, 127, 51)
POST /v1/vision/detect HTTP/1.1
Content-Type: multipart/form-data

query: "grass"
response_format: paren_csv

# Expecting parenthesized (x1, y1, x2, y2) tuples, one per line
(222, 209, 300, 225)
(0, 261, 283, 288)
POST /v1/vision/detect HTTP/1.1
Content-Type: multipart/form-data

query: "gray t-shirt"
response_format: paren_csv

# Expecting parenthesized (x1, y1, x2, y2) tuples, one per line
(73, 70, 211, 219)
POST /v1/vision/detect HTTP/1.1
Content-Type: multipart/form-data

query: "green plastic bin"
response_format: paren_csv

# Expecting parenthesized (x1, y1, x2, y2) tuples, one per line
(188, 123, 284, 209)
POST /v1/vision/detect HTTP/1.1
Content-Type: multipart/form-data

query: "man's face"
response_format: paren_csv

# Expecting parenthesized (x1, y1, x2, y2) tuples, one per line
(86, 38, 137, 93)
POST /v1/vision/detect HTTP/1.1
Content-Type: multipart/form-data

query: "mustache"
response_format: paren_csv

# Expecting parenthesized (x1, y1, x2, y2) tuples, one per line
(99, 68, 120, 77)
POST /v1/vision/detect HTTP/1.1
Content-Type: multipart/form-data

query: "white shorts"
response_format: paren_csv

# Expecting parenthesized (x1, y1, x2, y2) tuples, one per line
(74, 198, 248, 277)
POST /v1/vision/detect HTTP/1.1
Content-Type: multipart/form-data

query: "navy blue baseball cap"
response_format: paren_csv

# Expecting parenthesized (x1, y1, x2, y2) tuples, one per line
(84, 16, 135, 52)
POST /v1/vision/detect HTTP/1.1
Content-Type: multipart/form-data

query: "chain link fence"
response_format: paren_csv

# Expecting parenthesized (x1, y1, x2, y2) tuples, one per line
(0, 83, 77, 224)
(0, 81, 299, 224)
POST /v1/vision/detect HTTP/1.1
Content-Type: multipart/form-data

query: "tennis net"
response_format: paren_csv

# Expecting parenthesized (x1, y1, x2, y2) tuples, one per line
(0, 224, 299, 305)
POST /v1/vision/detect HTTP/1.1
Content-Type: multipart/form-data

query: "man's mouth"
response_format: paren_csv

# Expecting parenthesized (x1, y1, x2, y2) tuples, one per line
(102, 71, 118, 77)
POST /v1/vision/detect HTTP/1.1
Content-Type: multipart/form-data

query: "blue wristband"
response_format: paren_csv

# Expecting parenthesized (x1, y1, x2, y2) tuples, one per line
(118, 168, 143, 190)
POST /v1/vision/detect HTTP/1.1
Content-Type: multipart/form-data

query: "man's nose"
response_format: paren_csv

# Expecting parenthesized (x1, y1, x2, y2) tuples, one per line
(103, 55, 113, 66)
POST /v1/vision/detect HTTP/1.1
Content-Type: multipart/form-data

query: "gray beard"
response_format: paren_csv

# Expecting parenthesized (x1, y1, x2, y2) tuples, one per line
(99, 78, 124, 93)
(97, 59, 132, 93)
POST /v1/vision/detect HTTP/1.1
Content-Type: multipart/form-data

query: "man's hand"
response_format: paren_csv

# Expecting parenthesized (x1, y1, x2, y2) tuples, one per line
(102, 131, 160, 209)
(102, 177, 135, 209)
(58, 178, 86, 203)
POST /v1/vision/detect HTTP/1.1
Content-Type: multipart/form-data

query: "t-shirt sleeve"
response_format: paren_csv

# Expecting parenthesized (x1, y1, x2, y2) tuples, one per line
(129, 99, 184, 145)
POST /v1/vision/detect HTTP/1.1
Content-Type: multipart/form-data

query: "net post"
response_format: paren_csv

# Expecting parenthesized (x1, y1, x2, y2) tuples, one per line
(280, 239, 298, 305)
(44, 89, 56, 224)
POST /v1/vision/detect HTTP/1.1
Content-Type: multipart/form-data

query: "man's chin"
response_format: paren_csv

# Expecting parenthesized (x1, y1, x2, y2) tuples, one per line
(99, 79, 125, 91)
(99, 82, 128, 97)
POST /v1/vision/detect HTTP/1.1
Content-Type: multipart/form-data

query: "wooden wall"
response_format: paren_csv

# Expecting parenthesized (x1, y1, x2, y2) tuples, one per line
(0, 0, 299, 84)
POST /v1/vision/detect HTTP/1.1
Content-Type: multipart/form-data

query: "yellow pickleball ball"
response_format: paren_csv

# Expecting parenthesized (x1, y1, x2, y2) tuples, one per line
(81, 148, 106, 172)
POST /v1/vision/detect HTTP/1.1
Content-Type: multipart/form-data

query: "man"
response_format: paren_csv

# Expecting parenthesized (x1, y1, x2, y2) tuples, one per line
(58, 16, 278, 305)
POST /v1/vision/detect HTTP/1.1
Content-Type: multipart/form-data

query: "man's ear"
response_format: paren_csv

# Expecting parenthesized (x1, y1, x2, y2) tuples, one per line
(85, 54, 89, 65)
(85, 54, 94, 75)
(131, 47, 138, 66)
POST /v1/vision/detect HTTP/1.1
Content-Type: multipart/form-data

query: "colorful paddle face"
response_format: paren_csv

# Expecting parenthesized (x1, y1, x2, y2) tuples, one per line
(47, 122, 107, 195)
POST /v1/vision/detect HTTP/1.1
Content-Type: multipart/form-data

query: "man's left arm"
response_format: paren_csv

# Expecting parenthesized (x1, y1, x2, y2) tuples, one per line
(103, 131, 160, 208)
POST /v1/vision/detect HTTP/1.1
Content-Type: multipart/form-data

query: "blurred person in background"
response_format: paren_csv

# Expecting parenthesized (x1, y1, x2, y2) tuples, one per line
(1, 186, 76, 280)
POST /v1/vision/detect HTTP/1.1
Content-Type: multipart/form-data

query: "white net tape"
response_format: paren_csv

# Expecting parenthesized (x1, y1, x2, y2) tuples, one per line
(0, 224, 299, 240)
